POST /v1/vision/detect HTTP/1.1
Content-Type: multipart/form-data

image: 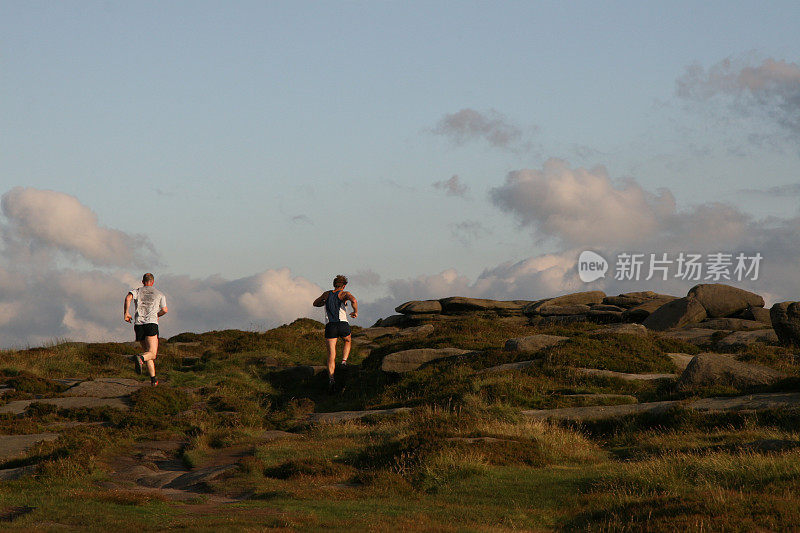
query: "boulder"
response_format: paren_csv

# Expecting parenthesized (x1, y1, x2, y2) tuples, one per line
(373, 315, 412, 328)
(586, 310, 624, 323)
(504, 334, 569, 352)
(536, 304, 590, 316)
(742, 306, 772, 324)
(642, 296, 707, 331)
(687, 283, 765, 318)
(395, 300, 442, 315)
(621, 296, 679, 322)
(394, 324, 435, 338)
(438, 297, 532, 316)
(590, 304, 625, 312)
(698, 318, 772, 331)
(381, 348, 471, 373)
(524, 291, 605, 314)
(353, 327, 399, 341)
(602, 291, 671, 308)
(770, 302, 800, 347)
(679, 353, 787, 390)
(716, 329, 779, 348)
(665, 353, 695, 371)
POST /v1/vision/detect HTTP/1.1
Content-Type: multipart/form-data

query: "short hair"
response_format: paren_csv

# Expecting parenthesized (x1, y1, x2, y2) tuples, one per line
(142, 273, 155, 284)
(333, 274, 348, 288)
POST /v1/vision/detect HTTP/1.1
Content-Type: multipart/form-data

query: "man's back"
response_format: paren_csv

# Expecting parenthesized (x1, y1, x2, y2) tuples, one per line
(131, 286, 166, 325)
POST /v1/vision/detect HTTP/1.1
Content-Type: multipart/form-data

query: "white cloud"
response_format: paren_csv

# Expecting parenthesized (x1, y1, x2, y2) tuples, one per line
(490, 159, 676, 247)
(1, 187, 157, 268)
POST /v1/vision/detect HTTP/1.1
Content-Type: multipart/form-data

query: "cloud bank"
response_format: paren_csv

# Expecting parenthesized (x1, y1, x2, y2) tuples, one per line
(0, 187, 323, 347)
(433, 175, 469, 197)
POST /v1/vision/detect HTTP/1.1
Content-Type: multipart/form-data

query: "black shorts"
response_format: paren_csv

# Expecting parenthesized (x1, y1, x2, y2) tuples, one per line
(324, 321, 351, 339)
(134, 323, 159, 341)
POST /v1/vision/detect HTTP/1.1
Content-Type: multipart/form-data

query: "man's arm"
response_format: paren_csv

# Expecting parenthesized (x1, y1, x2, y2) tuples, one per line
(158, 306, 168, 317)
(123, 292, 133, 323)
(313, 291, 330, 307)
(343, 292, 358, 318)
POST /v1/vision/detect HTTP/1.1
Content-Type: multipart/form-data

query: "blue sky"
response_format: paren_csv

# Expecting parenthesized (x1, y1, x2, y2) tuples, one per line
(1, 1, 800, 345)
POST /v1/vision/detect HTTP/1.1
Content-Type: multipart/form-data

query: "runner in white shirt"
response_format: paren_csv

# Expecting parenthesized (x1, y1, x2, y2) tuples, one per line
(124, 273, 168, 386)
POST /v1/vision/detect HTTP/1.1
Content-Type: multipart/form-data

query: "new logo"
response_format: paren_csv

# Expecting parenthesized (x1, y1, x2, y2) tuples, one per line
(578, 251, 608, 283)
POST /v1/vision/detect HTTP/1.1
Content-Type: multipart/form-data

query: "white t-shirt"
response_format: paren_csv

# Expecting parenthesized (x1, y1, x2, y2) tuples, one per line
(129, 286, 167, 325)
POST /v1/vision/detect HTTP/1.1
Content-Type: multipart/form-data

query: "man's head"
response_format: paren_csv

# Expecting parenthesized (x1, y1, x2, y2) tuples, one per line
(333, 274, 347, 288)
(142, 273, 155, 286)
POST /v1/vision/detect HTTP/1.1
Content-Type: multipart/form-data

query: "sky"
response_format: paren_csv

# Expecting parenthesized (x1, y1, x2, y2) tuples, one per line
(2, 1, 800, 347)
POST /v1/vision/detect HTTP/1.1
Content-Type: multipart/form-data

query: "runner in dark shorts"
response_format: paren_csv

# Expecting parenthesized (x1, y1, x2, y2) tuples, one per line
(124, 273, 168, 386)
(313, 275, 358, 393)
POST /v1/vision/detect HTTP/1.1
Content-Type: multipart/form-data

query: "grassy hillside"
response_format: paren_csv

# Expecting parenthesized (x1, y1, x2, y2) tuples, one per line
(0, 316, 798, 530)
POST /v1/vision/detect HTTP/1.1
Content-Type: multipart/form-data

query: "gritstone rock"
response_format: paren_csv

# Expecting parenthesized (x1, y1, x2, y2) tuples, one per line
(770, 302, 800, 347)
(381, 348, 471, 373)
(642, 296, 707, 331)
(504, 334, 569, 352)
(679, 353, 787, 390)
(687, 283, 765, 318)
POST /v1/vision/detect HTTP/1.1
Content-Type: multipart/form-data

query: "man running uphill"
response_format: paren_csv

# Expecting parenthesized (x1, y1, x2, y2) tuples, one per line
(124, 273, 168, 386)
(313, 275, 358, 393)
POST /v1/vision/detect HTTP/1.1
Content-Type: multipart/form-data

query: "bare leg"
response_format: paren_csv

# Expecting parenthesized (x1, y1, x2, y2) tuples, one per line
(325, 338, 337, 377)
(341, 335, 351, 363)
(140, 335, 158, 378)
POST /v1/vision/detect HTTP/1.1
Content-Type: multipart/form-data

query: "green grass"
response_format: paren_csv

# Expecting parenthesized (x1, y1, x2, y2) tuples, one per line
(0, 314, 798, 530)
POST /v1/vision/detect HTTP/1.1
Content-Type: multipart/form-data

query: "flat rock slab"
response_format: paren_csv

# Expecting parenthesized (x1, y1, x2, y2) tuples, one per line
(0, 396, 130, 415)
(0, 433, 60, 462)
(716, 329, 778, 347)
(523, 392, 800, 422)
(564, 393, 638, 403)
(523, 401, 679, 421)
(575, 368, 678, 381)
(63, 378, 144, 398)
(476, 360, 536, 374)
(308, 407, 412, 424)
(689, 392, 800, 412)
(381, 348, 470, 373)
(163, 463, 239, 490)
(504, 334, 568, 352)
(0, 465, 38, 481)
(660, 328, 720, 345)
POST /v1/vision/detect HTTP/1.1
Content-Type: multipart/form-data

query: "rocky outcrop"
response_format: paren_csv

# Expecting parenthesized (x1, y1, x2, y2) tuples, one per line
(679, 353, 787, 390)
(603, 291, 674, 308)
(770, 302, 800, 347)
(687, 284, 765, 318)
(621, 296, 679, 322)
(524, 291, 605, 315)
(698, 318, 771, 331)
(642, 296, 707, 331)
(659, 328, 718, 345)
(395, 300, 442, 315)
(438, 297, 531, 315)
(504, 334, 568, 352)
(381, 348, 471, 373)
(742, 306, 772, 324)
(716, 329, 778, 348)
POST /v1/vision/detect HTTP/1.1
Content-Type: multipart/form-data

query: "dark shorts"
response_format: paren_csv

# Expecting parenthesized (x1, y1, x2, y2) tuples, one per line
(324, 321, 351, 339)
(134, 323, 159, 341)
